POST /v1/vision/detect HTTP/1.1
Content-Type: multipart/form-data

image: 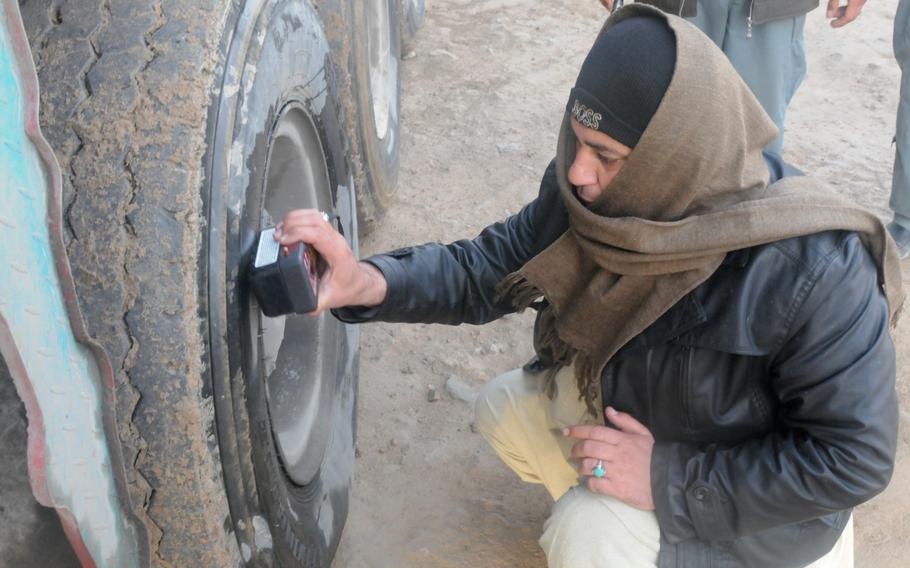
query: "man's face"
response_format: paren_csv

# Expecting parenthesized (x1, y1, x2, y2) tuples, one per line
(568, 118, 632, 204)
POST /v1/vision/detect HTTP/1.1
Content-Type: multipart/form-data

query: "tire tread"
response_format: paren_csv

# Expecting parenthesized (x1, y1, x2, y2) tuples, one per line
(25, 1, 238, 564)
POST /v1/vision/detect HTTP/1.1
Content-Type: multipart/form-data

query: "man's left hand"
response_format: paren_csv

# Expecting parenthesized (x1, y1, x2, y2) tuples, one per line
(826, 0, 866, 28)
(564, 406, 656, 510)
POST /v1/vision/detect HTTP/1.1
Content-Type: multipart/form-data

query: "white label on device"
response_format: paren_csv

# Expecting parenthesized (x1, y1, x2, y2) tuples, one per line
(254, 227, 281, 268)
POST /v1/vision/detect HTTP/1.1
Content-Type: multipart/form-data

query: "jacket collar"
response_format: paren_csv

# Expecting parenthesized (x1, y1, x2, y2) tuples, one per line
(611, 247, 751, 362)
(721, 247, 751, 268)
(613, 293, 707, 361)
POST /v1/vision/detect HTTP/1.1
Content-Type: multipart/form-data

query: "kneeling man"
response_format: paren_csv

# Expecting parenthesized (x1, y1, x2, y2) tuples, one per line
(276, 5, 904, 567)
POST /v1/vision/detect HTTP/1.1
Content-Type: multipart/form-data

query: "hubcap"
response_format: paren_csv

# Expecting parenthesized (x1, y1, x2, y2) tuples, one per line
(366, 0, 393, 140)
(252, 104, 342, 486)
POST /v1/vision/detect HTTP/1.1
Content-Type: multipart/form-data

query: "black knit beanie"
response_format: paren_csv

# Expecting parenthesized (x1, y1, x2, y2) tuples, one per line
(567, 15, 676, 148)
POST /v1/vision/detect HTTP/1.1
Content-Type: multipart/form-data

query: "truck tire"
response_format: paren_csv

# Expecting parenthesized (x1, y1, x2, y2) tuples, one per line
(348, 0, 401, 232)
(22, 0, 360, 565)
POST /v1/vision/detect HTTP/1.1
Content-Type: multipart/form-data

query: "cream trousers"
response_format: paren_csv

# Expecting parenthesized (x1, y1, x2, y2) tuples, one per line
(473, 366, 853, 568)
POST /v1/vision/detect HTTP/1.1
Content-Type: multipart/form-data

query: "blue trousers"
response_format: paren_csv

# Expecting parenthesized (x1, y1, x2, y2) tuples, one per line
(688, 0, 807, 154)
(892, 0, 910, 229)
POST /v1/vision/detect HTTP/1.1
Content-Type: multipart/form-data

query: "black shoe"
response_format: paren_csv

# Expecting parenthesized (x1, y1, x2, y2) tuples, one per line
(886, 221, 910, 260)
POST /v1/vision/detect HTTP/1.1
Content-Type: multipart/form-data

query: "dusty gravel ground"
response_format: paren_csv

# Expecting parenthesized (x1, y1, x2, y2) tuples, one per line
(337, 1, 910, 567)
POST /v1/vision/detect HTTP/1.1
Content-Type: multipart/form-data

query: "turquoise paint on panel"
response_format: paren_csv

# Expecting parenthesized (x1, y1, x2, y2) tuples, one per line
(0, 6, 138, 566)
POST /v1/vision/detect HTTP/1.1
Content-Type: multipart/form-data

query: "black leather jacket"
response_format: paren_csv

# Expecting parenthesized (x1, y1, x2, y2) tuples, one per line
(335, 159, 898, 567)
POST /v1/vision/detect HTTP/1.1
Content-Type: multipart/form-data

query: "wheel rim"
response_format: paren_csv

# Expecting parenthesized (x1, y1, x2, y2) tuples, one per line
(250, 103, 341, 487)
(366, 0, 393, 140)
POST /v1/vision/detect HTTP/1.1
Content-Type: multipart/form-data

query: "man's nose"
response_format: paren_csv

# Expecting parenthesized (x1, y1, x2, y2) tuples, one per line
(568, 153, 597, 187)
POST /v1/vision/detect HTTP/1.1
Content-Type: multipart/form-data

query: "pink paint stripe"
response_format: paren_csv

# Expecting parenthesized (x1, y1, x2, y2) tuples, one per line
(0, 313, 50, 505)
(57, 508, 98, 568)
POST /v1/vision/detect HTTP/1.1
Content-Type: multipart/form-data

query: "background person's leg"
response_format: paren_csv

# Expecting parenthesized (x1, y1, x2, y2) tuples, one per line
(891, 0, 910, 232)
(687, 0, 732, 46)
(715, 0, 807, 154)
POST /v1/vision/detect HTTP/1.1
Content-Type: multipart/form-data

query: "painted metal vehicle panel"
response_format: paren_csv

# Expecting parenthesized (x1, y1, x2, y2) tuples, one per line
(0, 2, 147, 565)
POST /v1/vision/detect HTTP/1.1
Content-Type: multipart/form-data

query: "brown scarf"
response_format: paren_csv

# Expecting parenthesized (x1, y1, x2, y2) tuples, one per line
(497, 5, 905, 413)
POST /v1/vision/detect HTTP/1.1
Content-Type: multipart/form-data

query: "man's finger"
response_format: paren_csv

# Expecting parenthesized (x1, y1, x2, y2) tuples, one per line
(282, 208, 325, 223)
(599, 0, 614, 10)
(826, 0, 840, 18)
(276, 209, 332, 237)
(570, 440, 616, 462)
(275, 225, 325, 247)
(563, 424, 621, 444)
(276, 222, 317, 241)
(578, 457, 612, 477)
(276, 213, 333, 244)
(275, 224, 349, 267)
(586, 475, 615, 497)
(605, 406, 651, 436)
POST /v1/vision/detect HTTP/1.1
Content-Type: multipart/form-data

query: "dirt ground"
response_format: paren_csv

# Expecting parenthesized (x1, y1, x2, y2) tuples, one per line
(336, 1, 910, 567)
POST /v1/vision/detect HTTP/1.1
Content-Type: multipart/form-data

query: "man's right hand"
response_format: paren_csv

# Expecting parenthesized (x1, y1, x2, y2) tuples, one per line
(826, 0, 866, 27)
(274, 209, 388, 315)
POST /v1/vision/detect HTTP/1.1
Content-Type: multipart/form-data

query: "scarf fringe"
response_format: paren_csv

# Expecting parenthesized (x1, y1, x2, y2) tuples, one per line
(572, 353, 601, 416)
(533, 305, 601, 416)
(497, 272, 602, 415)
(495, 272, 543, 311)
(534, 308, 574, 364)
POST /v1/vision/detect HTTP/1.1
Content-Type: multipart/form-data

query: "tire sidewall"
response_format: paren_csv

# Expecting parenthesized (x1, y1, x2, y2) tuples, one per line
(350, 0, 402, 225)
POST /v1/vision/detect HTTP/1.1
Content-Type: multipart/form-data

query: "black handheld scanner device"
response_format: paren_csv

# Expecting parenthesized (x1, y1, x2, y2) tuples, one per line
(249, 227, 322, 317)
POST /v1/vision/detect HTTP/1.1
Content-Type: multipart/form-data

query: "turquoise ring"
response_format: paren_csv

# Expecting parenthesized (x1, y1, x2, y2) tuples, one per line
(592, 460, 605, 479)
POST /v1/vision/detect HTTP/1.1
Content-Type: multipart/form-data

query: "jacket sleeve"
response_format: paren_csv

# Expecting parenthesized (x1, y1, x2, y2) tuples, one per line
(332, 160, 567, 325)
(651, 233, 899, 543)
